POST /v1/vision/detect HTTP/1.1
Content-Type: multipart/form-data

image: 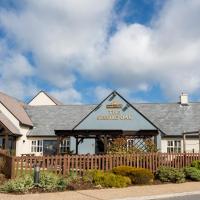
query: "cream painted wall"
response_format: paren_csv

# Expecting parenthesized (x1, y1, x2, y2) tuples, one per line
(161, 138, 200, 153)
(0, 102, 31, 156)
(29, 92, 56, 106)
(16, 126, 31, 156)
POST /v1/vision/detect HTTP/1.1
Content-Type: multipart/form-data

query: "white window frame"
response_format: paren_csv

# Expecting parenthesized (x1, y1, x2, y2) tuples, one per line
(31, 140, 43, 153)
(59, 138, 70, 153)
(127, 139, 135, 150)
(167, 140, 181, 153)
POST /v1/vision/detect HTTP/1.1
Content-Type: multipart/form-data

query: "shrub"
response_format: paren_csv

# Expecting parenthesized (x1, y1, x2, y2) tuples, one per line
(112, 166, 133, 176)
(129, 168, 154, 184)
(184, 167, 200, 181)
(112, 166, 154, 185)
(83, 170, 131, 188)
(1, 174, 34, 193)
(39, 172, 67, 191)
(191, 160, 200, 170)
(156, 167, 185, 183)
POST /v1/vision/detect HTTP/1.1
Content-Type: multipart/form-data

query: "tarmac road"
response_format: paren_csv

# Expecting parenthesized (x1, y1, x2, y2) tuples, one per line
(156, 194, 200, 200)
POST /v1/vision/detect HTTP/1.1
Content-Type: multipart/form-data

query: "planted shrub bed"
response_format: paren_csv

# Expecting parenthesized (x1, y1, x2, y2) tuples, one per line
(112, 166, 154, 185)
(2, 159, 200, 194)
(156, 167, 185, 183)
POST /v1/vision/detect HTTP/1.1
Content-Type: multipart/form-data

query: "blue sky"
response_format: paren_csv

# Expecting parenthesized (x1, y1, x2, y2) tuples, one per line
(0, 0, 200, 104)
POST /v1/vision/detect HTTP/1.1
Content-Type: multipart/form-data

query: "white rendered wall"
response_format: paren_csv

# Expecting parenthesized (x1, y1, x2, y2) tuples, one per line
(15, 126, 31, 156)
(0, 102, 31, 156)
(29, 92, 56, 106)
(161, 138, 200, 153)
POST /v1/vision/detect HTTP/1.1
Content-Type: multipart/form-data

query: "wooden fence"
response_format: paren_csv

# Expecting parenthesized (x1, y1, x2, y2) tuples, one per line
(10, 153, 200, 178)
(0, 150, 15, 178)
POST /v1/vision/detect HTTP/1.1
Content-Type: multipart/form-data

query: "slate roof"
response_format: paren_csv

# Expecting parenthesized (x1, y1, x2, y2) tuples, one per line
(134, 103, 200, 136)
(25, 105, 95, 136)
(25, 102, 200, 137)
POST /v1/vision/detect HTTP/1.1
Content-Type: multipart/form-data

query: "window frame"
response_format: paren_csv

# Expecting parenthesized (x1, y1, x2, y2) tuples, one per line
(31, 140, 43, 153)
(59, 138, 70, 153)
(167, 140, 181, 153)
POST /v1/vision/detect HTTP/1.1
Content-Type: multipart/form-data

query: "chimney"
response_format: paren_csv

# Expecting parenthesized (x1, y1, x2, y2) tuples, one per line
(180, 93, 189, 105)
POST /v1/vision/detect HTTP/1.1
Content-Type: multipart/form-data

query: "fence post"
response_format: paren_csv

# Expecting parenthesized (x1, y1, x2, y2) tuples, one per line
(183, 152, 187, 167)
(10, 156, 15, 179)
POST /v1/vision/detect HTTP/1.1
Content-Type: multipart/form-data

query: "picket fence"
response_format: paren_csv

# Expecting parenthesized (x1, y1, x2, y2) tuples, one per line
(4, 152, 199, 178)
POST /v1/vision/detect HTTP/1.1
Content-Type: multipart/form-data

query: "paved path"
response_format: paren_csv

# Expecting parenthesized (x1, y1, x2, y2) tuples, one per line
(0, 182, 200, 200)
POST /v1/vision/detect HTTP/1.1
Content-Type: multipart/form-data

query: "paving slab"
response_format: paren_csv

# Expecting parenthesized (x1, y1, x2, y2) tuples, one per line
(0, 182, 200, 200)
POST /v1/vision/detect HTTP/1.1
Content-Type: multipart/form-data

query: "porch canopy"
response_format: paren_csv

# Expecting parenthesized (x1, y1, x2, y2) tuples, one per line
(0, 112, 21, 150)
(55, 91, 160, 154)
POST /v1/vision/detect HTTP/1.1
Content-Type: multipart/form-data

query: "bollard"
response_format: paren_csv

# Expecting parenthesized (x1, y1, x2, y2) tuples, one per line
(34, 163, 40, 185)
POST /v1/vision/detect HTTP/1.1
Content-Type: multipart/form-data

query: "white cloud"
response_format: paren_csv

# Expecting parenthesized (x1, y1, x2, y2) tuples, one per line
(89, 0, 200, 98)
(0, 43, 38, 98)
(50, 88, 81, 104)
(0, 0, 200, 101)
(94, 86, 112, 101)
(0, 0, 114, 89)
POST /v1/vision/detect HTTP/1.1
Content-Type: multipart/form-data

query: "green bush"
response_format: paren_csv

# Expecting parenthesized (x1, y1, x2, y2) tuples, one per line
(184, 167, 200, 181)
(112, 166, 154, 185)
(129, 168, 154, 184)
(112, 166, 133, 176)
(1, 174, 34, 193)
(39, 172, 67, 191)
(83, 170, 131, 188)
(191, 160, 200, 169)
(156, 167, 185, 183)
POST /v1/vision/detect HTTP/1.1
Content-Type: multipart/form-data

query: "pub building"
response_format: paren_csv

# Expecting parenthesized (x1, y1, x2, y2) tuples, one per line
(0, 90, 199, 156)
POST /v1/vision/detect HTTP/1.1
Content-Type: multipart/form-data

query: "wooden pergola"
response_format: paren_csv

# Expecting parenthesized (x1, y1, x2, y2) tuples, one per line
(182, 130, 200, 153)
(55, 129, 159, 154)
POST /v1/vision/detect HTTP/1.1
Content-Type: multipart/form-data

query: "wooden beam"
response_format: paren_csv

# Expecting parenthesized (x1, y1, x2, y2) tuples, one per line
(4, 131, 9, 150)
(56, 136, 61, 154)
(183, 133, 186, 153)
(104, 135, 108, 154)
(75, 137, 79, 154)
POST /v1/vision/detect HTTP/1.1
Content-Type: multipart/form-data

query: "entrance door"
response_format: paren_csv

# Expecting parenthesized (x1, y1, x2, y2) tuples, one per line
(95, 138, 104, 154)
(43, 140, 57, 155)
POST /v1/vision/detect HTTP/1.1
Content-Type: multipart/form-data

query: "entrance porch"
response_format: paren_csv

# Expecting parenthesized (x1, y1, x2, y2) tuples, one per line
(55, 129, 159, 154)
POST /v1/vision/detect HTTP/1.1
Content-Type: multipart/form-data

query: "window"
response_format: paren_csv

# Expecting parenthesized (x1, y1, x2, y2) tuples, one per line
(60, 138, 70, 153)
(127, 139, 135, 150)
(31, 140, 43, 152)
(167, 140, 181, 153)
